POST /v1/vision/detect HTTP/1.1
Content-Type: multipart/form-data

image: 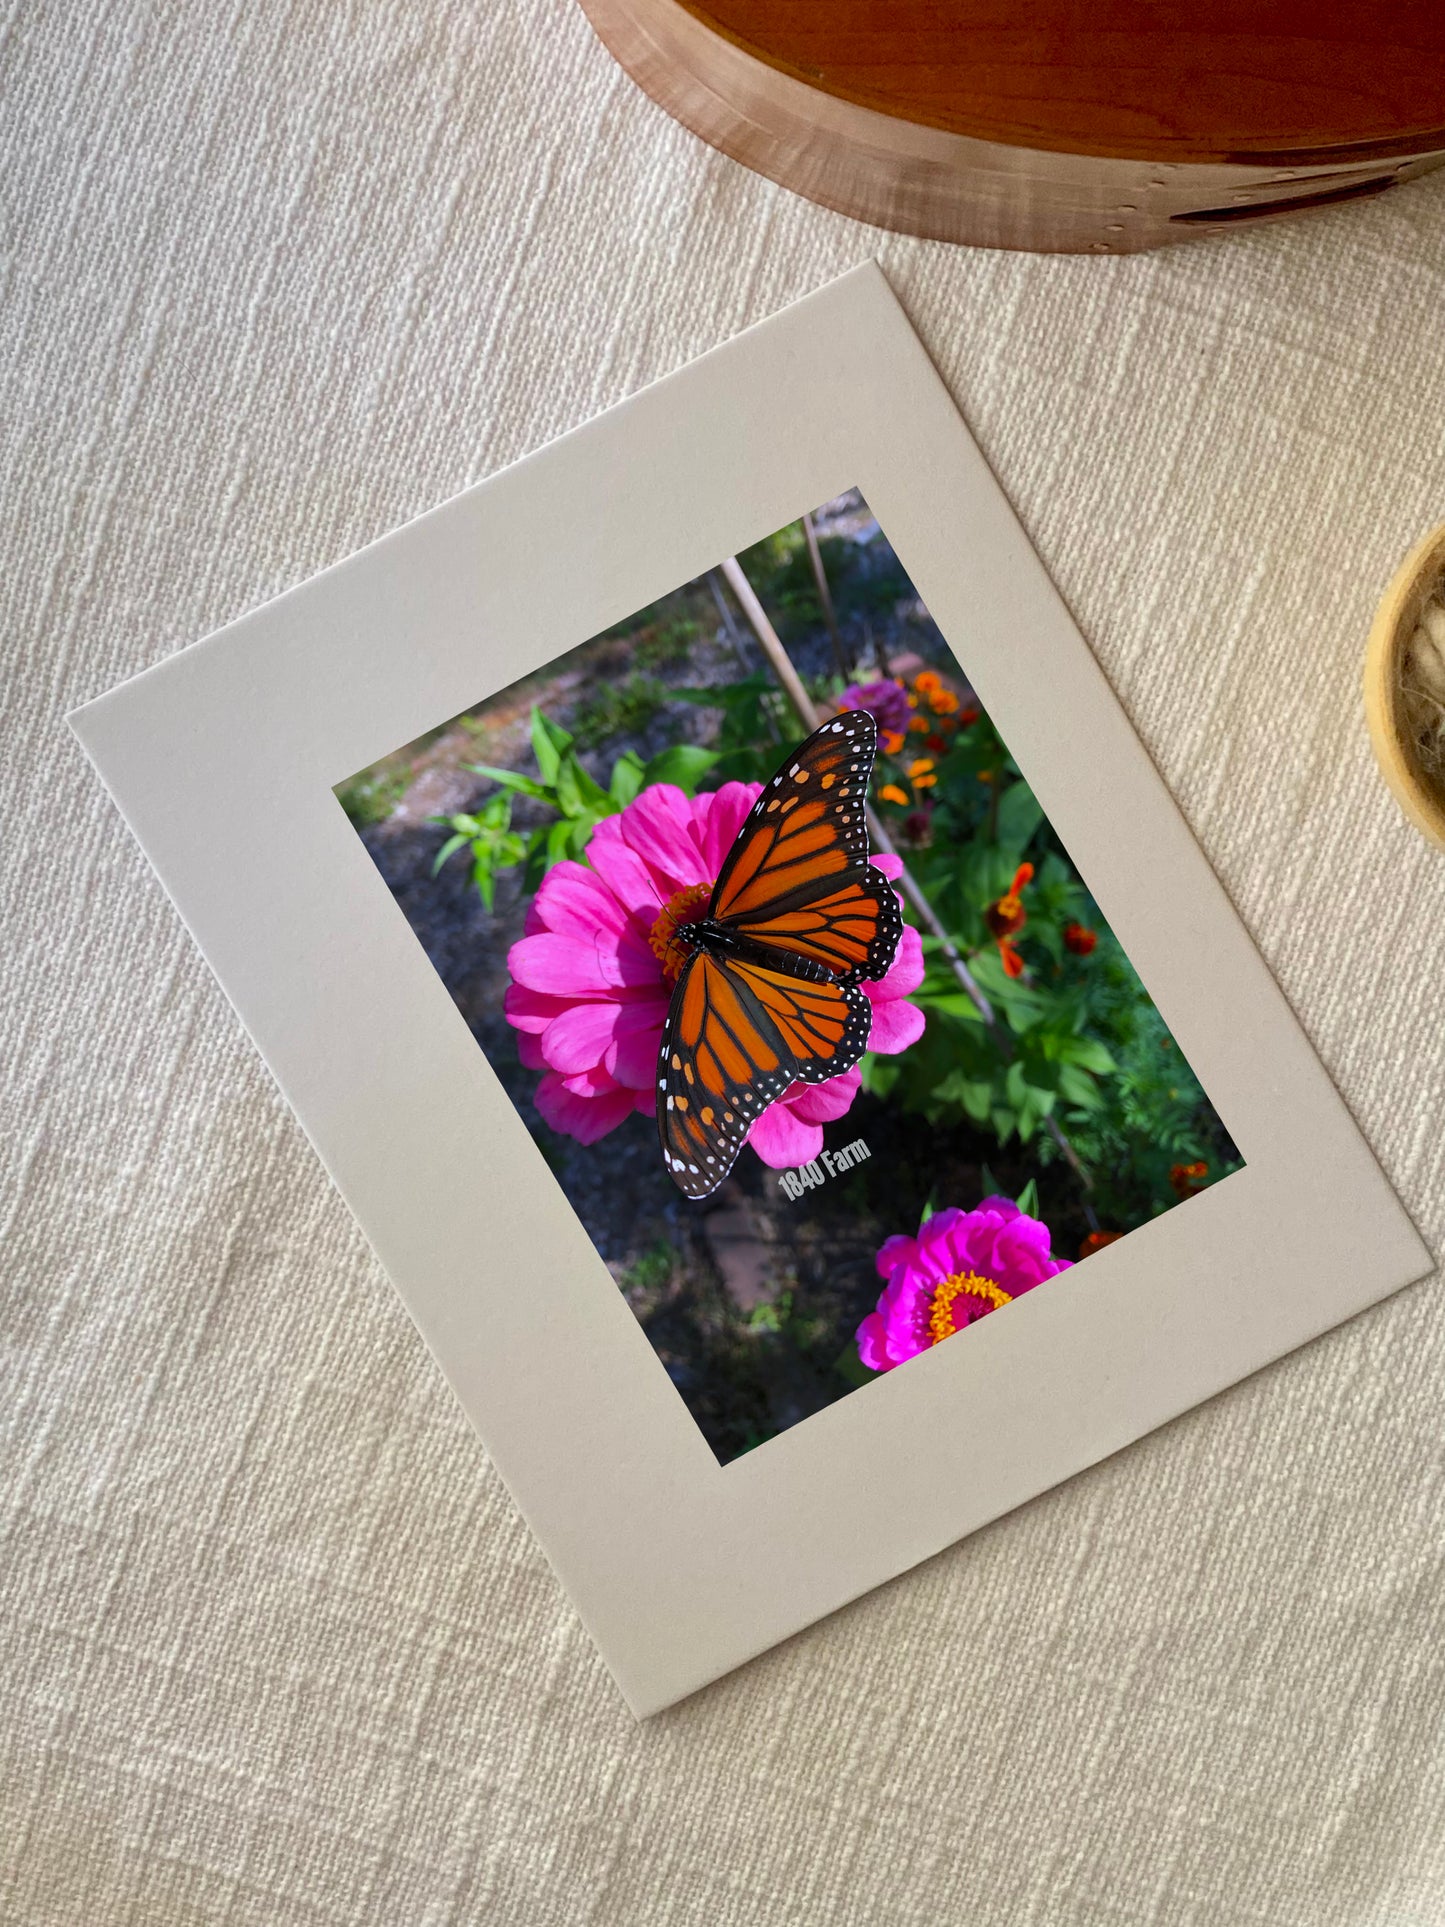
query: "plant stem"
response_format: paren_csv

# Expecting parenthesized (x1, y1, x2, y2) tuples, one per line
(720, 551, 1095, 1206)
(801, 512, 849, 680)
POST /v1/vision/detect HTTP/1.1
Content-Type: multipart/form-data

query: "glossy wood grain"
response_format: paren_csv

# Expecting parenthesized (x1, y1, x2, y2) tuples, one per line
(577, 0, 1445, 250)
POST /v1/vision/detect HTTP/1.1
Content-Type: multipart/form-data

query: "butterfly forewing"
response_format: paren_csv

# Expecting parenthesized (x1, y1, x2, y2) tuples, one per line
(708, 710, 901, 984)
(658, 951, 872, 1198)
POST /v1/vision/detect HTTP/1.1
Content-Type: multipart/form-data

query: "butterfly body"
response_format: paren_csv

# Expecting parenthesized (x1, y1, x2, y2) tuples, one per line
(657, 709, 903, 1199)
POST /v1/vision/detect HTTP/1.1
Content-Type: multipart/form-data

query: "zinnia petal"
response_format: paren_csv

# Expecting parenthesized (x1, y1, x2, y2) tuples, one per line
(777, 1068, 862, 1125)
(606, 996, 672, 1088)
(857, 1311, 892, 1373)
(747, 1102, 824, 1169)
(540, 999, 640, 1076)
(534, 1074, 637, 1143)
(619, 784, 713, 893)
(527, 859, 633, 942)
(865, 996, 925, 1054)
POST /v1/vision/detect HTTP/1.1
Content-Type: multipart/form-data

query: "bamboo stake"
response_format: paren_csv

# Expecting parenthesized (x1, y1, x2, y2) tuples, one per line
(720, 552, 1094, 1202)
(801, 512, 849, 680)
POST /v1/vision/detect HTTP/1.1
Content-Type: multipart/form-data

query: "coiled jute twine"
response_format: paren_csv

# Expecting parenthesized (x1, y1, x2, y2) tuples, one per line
(1366, 521, 1445, 854)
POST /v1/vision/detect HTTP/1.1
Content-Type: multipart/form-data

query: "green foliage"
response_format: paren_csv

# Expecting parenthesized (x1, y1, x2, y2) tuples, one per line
(335, 767, 406, 827)
(673, 673, 798, 784)
(634, 617, 699, 669)
(1047, 931, 1233, 1225)
(732, 519, 910, 641)
(432, 706, 718, 901)
(571, 672, 667, 749)
(618, 1241, 676, 1298)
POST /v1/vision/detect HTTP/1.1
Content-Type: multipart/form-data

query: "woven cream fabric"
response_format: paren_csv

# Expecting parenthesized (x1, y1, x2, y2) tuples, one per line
(5, 2, 1445, 1920)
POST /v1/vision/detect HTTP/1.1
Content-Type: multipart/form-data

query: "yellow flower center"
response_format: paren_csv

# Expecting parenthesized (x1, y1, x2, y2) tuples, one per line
(648, 882, 712, 982)
(927, 1270, 1012, 1345)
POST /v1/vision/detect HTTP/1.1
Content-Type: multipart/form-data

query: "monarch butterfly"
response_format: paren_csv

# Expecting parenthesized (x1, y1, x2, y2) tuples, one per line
(657, 708, 903, 1199)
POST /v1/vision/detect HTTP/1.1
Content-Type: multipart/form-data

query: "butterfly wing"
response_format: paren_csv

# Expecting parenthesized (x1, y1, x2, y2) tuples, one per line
(658, 950, 872, 1198)
(709, 709, 902, 984)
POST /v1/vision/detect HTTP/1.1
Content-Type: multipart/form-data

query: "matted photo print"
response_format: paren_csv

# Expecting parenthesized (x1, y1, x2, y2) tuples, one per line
(339, 491, 1240, 1464)
(75, 265, 1429, 1711)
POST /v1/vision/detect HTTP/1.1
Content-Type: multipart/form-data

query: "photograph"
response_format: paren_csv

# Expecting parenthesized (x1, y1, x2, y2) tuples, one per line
(338, 491, 1241, 1462)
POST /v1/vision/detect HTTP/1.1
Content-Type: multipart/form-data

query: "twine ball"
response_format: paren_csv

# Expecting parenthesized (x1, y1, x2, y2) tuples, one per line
(1365, 523, 1445, 853)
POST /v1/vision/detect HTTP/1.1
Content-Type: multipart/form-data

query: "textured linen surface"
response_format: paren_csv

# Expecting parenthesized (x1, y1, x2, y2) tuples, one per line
(4, 2, 1445, 1921)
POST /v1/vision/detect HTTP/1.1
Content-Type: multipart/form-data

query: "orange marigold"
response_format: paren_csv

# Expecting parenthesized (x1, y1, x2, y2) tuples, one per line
(984, 862, 1034, 939)
(878, 782, 910, 807)
(1063, 922, 1098, 956)
(998, 938, 1025, 979)
(1169, 1160, 1209, 1200)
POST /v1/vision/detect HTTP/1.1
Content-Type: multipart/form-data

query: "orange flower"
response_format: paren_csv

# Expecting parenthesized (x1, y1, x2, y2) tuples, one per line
(984, 862, 1034, 939)
(1063, 922, 1097, 956)
(1079, 1229, 1124, 1259)
(908, 713, 930, 733)
(913, 670, 942, 695)
(998, 938, 1025, 979)
(929, 689, 960, 715)
(1169, 1160, 1209, 1200)
(878, 782, 910, 807)
(906, 757, 936, 790)
(977, 769, 994, 785)
(882, 729, 906, 755)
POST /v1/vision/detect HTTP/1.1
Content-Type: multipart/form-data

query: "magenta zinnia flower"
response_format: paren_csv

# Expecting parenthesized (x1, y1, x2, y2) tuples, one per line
(839, 679, 911, 743)
(504, 781, 925, 1168)
(857, 1197, 1071, 1372)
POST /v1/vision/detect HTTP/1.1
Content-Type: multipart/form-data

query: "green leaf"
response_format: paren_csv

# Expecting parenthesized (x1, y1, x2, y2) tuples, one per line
(467, 762, 552, 803)
(609, 750, 646, 804)
(914, 991, 986, 1024)
(554, 751, 613, 819)
(996, 779, 1044, 852)
(471, 847, 496, 911)
(1061, 1036, 1117, 1075)
(1058, 1063, 1104, 1109)
(431, 831, 470, 875)
(530, 706, 571, 784)
(1015, 1177, 1039, 1218)
(834, 1346, 878, 1389)
(642, 744, 720, 794)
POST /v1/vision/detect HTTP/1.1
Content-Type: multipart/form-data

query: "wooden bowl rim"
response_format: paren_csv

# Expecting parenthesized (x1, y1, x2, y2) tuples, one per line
(662, 0, 1445, 165)
(1364, 521, 1445, 854)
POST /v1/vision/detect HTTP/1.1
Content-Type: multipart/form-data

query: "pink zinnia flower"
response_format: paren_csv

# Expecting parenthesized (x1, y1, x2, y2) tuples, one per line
(839, 679, 911, 743)
(504, 782, 925, 1169)
(857, 1197, 1071, 1372)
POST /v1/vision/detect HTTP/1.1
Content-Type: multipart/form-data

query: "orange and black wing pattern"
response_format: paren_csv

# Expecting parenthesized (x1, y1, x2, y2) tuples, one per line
(657, 708, 906, 1198)
(709, 709, 902, 984)
(658, 951, 872, 1197)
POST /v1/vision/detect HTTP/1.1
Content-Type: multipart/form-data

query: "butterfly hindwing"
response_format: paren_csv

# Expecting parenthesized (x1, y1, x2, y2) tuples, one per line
(708, 710, 902, 984)
(658, 951, 871, 1199)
